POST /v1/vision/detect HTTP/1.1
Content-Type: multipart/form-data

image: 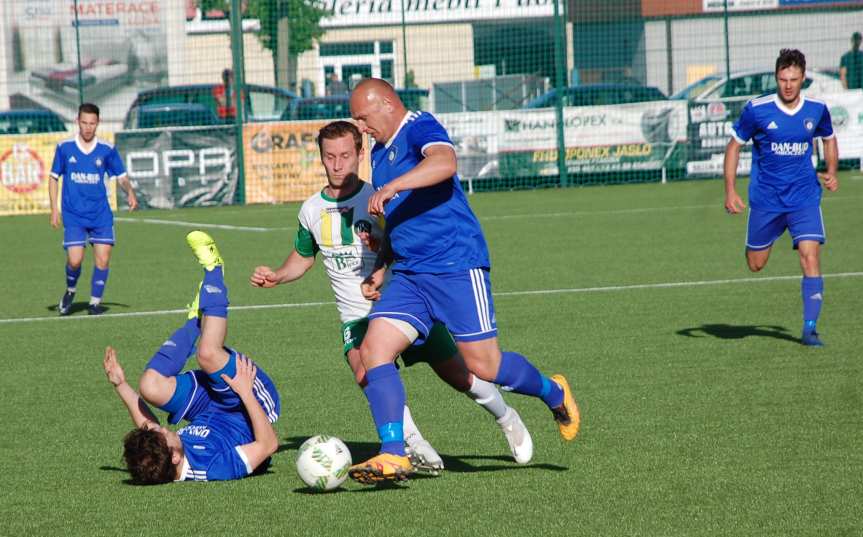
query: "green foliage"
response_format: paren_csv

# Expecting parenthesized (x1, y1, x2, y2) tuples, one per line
(248, 0, 328, 56)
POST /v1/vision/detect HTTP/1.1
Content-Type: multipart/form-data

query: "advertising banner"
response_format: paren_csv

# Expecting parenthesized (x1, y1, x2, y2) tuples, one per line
(497, 101, 688, 177)
(116, 126, 237, 209)
(244, 121, 371, 204)
(822, 90, 863, 160)
(5, 0, 167, 125)
(319, 0, 553, 28)
(437, 111, 500, 181)
(703, 0, 778, 11)
(685, 99, 750, 177)
(0, 131, 117, 216)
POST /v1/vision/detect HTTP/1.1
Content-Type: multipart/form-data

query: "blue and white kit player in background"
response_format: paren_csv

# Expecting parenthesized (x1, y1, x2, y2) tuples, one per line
(346, 79, 580, 484)
(102, 231, 280, 483)
(49, 102, 138, 316)
(724, 49, 839, 346)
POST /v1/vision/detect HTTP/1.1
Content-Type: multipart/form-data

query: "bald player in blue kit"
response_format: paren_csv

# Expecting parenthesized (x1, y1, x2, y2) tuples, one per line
(346, 78, 580, 484)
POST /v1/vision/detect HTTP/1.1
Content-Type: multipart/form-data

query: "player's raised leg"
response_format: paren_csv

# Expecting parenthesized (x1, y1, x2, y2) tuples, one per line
(348, 318, 414, 484)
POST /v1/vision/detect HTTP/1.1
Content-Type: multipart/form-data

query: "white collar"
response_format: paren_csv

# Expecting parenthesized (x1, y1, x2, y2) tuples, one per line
(384, 111, 413, 149)
(773, 94, 805, 116)
(175, 456, 189, 482)
(75, 134, 98, 155)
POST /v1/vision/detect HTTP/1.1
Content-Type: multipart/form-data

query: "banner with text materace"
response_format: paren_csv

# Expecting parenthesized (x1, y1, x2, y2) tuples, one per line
(116, 126, 237, 209)
(498, 101, 688, 177)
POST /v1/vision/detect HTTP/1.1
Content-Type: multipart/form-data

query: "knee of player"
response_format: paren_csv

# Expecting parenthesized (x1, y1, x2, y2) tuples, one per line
(196, 341, 221, 367)
(139, 369, 169, 403)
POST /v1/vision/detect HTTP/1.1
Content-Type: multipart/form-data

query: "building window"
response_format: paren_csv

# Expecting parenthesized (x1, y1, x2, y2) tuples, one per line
(316, 40, 396, 96)
(320, 42, 376, 57)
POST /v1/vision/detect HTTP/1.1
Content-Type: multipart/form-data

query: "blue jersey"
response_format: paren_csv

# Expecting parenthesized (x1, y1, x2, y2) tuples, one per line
(177, 411, 256, 482)
(371, 111, 490, 273)
(732, 94, 833, 212)
(50, 137, 125, 225)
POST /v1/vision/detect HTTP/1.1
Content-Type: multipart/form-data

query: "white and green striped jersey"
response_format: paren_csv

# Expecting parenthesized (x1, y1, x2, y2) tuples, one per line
(295, 181, 385, 323)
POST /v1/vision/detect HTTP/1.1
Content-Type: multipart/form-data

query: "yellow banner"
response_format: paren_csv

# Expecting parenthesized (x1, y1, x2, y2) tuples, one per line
(0, 132, 117, 216)
(244, 121, 370, 204)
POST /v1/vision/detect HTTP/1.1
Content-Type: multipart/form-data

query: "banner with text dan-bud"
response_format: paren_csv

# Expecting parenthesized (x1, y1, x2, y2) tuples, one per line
(116, 126, 237, 209)
(498, 101, 688, 178)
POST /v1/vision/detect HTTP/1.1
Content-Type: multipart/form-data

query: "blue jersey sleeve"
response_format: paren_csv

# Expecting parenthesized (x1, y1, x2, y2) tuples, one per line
(206, 447, 252, 481)
(106, 146, 126, 178)
(814, 106, 834, 138)
(406, 114, 453, 157)
(50, 144, 65, 180)
(732, 102, 757, 143)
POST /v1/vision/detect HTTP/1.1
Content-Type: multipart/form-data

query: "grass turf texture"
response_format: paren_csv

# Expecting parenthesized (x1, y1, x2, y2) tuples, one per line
(1, 174, 861, 536)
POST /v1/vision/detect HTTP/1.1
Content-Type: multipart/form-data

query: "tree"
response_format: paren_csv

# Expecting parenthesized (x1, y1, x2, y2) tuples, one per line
(199, 0, 327, 89)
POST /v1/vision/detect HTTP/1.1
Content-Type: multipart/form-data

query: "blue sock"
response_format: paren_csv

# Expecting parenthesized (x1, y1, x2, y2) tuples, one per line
(65, 264, 81, 291)
(363, 363, 406, 456)
(207, 349, 238, 390)
(802, 276, 824, 331)
(494, 351, 564, 409)
(200, 266, 229, 318)
(91, 267, 109, 301)
(145, 319, 201, 377)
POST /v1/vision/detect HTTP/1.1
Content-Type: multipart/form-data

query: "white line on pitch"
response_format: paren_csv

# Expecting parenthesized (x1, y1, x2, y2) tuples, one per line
(114, 217, 290, 232)
(3, 271, 861, 325)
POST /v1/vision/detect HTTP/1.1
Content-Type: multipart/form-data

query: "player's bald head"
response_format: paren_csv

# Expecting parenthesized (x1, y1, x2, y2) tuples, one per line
(350, 78, 407, 143)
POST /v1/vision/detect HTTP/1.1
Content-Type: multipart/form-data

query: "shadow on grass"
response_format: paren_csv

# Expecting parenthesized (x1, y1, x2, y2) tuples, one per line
(677, 324, 800, 343)
(46, 301, 130, 315)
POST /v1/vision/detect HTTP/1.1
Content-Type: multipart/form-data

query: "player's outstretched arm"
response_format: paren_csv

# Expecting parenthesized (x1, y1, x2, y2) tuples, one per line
(222, 355, 279, 470)
(103, 346, 159, 429)
(117, 175, 138, 211)
(250, 250, 315, 288)
(818, 137, 839, 192)
(723, 138, 746, 214)
(368, 145, 458, 215)
(48, 178, 60, 228)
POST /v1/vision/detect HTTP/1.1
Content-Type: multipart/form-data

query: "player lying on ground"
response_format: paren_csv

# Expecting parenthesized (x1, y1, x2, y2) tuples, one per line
(103, 231, 280, 483)
(724, 48, 839, 346)
(347, 79, 579, 484)
(250, 120, 532, 473)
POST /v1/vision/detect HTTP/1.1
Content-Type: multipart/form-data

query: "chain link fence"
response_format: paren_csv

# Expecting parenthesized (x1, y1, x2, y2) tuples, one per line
(1, 0, 862, 214)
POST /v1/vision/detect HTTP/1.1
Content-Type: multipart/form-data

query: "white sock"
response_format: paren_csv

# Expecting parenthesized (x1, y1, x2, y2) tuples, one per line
(402, 405, 425, 442)
(66, 287, 76, 293)
(89, 297, 102, 306)
(466, 375, 508, 420)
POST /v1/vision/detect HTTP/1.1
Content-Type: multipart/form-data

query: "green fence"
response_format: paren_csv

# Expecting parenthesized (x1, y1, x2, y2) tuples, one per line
(1, 0, 862, 214)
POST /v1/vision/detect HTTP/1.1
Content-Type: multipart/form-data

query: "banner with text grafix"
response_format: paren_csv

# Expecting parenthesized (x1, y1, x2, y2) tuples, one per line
(498, 101, 688, 177)
(244, 121, 370, 204)
(0, 132, 117, 216)
(116, 126, 237, 209)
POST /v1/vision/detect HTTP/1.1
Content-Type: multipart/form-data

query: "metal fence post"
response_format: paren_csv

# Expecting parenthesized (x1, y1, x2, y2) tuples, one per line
(230, 0, 247, 205)
(553, 0, 569, 187)
(73, 0, 83, 107)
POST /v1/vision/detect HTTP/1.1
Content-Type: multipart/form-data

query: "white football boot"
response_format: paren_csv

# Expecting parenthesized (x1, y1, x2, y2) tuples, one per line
(497, 407, 534, 464)
(404, 433, 444, 475)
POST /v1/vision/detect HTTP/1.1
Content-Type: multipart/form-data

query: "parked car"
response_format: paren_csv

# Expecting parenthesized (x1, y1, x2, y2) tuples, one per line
(524, 84, 667, 109)
(123, 83, 298, 129)
(0, 109, 67, 134)
(669, 75, 722, 101)
(689, 69, 844, 102)
(286, 88, 430, 121)
(128, 103, 220, 129)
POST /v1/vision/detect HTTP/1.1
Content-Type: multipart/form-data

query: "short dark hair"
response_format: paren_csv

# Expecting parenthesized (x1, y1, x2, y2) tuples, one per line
(317, 120, 362, 153)
(775, 49, 806, 74)
(122, 428, 175, 485)
(78, 102, 100, 118)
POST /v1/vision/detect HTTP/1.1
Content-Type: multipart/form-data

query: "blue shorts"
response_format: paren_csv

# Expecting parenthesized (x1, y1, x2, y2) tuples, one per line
(166, 359, 281, 426)
(63, 225, 115, 249)
(369, 269, 497, 343)
(746, 206, 825, 251)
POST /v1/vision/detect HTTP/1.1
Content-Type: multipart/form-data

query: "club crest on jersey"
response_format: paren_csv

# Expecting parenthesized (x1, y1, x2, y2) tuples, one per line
(388, 147, 398, 162)
(95, 158, 102, 167)
(803, 118, 815, 132)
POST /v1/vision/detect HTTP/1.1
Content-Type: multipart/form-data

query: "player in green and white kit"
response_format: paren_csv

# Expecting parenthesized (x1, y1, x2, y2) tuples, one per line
(250, 121, 532, 472)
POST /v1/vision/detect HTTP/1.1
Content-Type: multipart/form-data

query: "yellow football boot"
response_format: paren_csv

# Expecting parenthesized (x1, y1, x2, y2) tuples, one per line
(186, 230, 223, 271)
(550, 374, 580, 441)
(348, 453, 414, 485)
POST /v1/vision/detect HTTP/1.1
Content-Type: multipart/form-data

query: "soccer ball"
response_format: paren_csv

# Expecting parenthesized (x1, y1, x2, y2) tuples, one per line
(296, 435, 352, 491)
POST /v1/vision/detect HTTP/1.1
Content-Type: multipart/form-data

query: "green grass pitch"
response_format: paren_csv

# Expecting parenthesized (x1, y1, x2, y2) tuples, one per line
(1, 173, 861, 536)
